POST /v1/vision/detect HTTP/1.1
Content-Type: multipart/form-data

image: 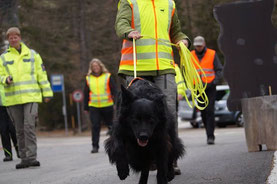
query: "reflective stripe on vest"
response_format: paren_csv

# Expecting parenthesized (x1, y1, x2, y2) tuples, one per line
(191, 49, 216, 83)
(119, 0, 175, 72)
(30, 50, 36, 81)
(1, 55, 11, 75)
(86, 73, 113, 108)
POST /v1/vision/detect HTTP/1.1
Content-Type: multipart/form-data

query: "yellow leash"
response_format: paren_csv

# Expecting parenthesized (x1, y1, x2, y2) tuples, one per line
(132, 36, 209, 110)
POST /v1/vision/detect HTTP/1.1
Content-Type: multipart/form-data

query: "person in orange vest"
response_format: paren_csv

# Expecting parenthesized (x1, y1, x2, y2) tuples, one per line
(191, 36, 223, 145)
(83, 58, 117, 153)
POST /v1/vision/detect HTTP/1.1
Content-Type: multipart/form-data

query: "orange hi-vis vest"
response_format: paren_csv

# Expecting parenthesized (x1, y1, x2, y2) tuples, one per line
(86, 73, 113, 108)
(119, 0, 176, 74)
(191, 49, 216, 84)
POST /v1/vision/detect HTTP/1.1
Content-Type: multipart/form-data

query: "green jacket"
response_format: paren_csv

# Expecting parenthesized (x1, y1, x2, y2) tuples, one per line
(115, 0, 191, 77)
(0, 42, 53, 106)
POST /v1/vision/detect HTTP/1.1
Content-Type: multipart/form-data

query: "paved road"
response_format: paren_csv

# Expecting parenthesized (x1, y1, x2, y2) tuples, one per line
(0, 122, 274, 184)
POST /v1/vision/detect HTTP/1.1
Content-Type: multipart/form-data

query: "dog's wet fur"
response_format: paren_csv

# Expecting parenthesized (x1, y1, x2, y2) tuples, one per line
(105, 79, 185, 184)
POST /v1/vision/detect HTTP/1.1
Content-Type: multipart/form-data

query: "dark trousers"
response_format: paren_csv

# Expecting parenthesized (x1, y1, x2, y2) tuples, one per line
(199, 84, 216, 140)
(89, 106, 113, 149)
(0, 106, 17, 157)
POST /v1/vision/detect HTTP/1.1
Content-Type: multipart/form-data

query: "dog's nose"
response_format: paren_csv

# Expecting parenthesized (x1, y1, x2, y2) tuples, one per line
(138, 132, 149, 141)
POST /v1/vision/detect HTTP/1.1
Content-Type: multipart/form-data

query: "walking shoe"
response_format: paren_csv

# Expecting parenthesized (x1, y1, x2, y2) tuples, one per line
(28, 160, 40, 167)
(16, 161, 29, 169)
(3, 156, 13, 162)
(207, 138, 215, 145)
(91, 147, 99, 154)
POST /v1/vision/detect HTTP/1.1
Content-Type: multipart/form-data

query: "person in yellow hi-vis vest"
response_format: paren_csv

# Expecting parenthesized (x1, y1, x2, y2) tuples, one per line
(175, 64, 186, 101)
(83, 58, 117, 154)
(174, 63, 186, 136)
(115, 0, 190, 175)
(0, 27, 53, 169)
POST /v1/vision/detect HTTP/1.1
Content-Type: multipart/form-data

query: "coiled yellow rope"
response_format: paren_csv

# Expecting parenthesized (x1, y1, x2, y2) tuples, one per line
(178, 42, 208, 110)
(133, 36, 209, 110)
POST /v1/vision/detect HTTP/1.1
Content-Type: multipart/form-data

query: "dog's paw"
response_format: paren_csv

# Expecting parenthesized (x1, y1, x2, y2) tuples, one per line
(117, 167, 129, 180)
(167, 168, 175, 181)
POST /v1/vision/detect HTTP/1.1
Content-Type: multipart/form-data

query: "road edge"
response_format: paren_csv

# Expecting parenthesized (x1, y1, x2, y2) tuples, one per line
(267, 151, 277, 184)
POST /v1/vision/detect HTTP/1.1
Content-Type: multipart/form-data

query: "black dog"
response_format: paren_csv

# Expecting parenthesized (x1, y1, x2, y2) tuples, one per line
(105, 79, 185, 184)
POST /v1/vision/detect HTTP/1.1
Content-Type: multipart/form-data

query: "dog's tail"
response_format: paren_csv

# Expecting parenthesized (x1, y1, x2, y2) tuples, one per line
(174, 137, 186, 160)
(104, 137, 117, 164)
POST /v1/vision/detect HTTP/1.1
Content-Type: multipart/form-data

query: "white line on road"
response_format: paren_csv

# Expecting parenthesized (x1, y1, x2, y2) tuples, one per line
(267, 151, 277, 184)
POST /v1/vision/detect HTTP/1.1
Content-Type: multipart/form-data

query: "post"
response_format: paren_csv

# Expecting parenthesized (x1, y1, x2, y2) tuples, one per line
(77, 102, 81, 133)
(72, 89, 84, 134)
(51, 74, 68, 135)
(62, 77, 68, 135)
(69, 93, 76, 131)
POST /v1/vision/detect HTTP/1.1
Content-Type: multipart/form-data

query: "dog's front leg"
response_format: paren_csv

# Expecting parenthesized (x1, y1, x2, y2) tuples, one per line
(139, 167, 149, 184)
(115, 140, 129, 180)
(156, 147, 168, 184)
(167, 155, 175, 182)
(156, 163, 168, 184)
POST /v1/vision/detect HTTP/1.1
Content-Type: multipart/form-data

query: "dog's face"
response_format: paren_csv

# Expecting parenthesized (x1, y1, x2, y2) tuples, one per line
(129, 98, 159, 147)
(120, 85, 164, 147)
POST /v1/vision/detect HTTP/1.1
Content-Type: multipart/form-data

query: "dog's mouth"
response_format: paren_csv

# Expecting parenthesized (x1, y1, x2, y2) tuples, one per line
(137, 139, 148, 147)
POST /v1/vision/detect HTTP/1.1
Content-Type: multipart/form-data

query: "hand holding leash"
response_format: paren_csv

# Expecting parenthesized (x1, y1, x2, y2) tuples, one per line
(128, 31, 142, 40)
(6, 76, 13, 85)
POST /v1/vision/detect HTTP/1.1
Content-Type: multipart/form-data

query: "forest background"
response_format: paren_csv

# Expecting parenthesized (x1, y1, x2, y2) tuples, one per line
(0, 0, 277, 130)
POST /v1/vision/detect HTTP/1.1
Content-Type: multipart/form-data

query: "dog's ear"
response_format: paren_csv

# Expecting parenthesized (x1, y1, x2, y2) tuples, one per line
(153, 94, 165, 103)
(153, 93, 166, 111)
(121, 85, 136, 104)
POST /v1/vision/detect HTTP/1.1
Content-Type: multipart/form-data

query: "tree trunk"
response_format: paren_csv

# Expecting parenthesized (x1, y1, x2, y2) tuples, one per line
(184, 0, 193, 36)
(79, 0, 88, 73)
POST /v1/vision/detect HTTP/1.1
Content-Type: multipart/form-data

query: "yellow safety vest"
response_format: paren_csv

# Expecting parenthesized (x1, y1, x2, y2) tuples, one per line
(119, 0, 176, 74)
(0, 42, 53, 106)
(86, 73, 113, 108)
(191, 49, 216, 83)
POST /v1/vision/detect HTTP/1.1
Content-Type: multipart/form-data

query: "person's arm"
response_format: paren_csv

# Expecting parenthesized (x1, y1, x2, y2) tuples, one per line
(115, 0, 134, 40)
(109, 75, 118, 102)
(83, 80, 90, 111)
(0, 55, 11, 85)
(35, 52, 53, 100)
(213, 53, 223, 85)
(170, 9, 191, 48)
